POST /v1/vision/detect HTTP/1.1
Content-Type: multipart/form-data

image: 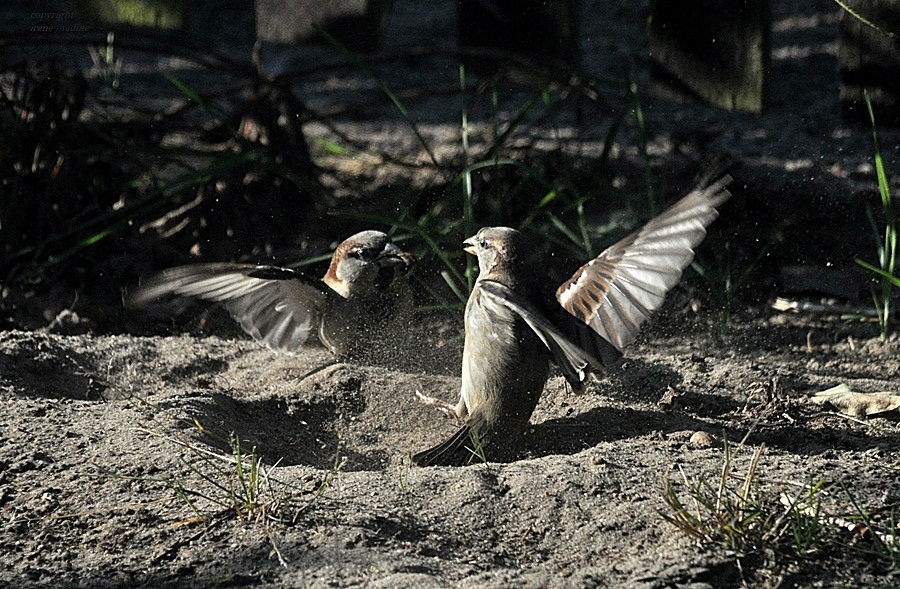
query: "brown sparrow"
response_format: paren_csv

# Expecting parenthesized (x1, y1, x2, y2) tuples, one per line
(129, 230, 414, 358)
(413, 176, 732, 466)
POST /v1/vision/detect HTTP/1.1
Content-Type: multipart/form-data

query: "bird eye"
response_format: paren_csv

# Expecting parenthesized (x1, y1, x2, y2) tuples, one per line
(349, 247, 376, 259)
(478, 238, 489, 249)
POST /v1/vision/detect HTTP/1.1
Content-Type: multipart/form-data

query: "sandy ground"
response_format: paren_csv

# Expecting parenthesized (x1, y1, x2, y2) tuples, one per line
(2, 0, 900, 587)
(1, 314, 898, 588)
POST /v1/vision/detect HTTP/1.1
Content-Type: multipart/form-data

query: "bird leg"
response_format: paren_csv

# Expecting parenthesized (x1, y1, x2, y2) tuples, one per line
(414, 389, 457, 417)
(295, 360, 340, 381)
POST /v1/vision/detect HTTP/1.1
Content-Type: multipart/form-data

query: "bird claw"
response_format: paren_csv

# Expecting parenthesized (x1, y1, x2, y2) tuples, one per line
(415, 389, 457, 417)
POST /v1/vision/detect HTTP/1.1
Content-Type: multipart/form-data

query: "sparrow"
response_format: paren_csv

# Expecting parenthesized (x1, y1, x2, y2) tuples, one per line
(412, 175, 732, 466)
(129, 230, 414, 358)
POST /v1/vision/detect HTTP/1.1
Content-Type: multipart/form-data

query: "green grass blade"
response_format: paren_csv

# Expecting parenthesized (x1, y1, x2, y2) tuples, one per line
(162, 72, 205, 106)
(856, 258, 900, 287)
(313, 25, 439, 168)
(832, 0, 898, 39)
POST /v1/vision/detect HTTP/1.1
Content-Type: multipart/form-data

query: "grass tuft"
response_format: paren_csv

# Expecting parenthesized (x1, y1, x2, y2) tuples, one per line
(662, 435, 776, 553)
(854, 90, 898, 339)
(162, 420, 336, 528)
(663, 430, 900, 576)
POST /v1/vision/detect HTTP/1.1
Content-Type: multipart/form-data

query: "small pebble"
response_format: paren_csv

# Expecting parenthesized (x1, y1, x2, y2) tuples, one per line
(688, 431, 717, 449)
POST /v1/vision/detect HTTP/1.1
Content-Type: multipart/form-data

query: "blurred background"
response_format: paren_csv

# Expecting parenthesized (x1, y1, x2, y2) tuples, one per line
(1, 0, 897, 340)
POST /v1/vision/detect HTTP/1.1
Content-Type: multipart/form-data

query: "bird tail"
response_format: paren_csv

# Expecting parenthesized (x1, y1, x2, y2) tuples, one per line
(412, 421, 490, 467)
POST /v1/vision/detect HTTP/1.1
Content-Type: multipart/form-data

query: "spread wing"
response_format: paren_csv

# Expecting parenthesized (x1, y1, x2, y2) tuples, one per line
(556, 175, 732, 351)
(478, 280, 602, 390)
(129, 263, 337, 352)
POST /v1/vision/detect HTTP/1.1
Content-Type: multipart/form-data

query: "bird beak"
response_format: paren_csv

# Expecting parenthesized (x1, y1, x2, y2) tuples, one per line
(463, 236, 478, 255)
(377, 243, 415, 269)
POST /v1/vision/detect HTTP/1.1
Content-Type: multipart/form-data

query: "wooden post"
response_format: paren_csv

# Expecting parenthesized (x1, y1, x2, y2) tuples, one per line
(75, 0, 187, 29)
(648, 0, 770, 113)
(255, 0, 392, 51)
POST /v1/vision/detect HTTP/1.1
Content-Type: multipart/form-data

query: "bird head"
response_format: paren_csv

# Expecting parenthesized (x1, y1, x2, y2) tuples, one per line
(324, 231, 413, 298)
(463, 227, 527, 286)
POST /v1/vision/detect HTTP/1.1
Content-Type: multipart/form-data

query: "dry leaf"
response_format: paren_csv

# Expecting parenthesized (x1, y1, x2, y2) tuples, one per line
(810, 384, 900, 418)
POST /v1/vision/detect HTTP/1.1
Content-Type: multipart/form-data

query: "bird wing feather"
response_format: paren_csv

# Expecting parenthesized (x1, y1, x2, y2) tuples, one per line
(129, 263, 336, 352)
(478, 280, 602, 390)
(556, 175, 732, 351)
